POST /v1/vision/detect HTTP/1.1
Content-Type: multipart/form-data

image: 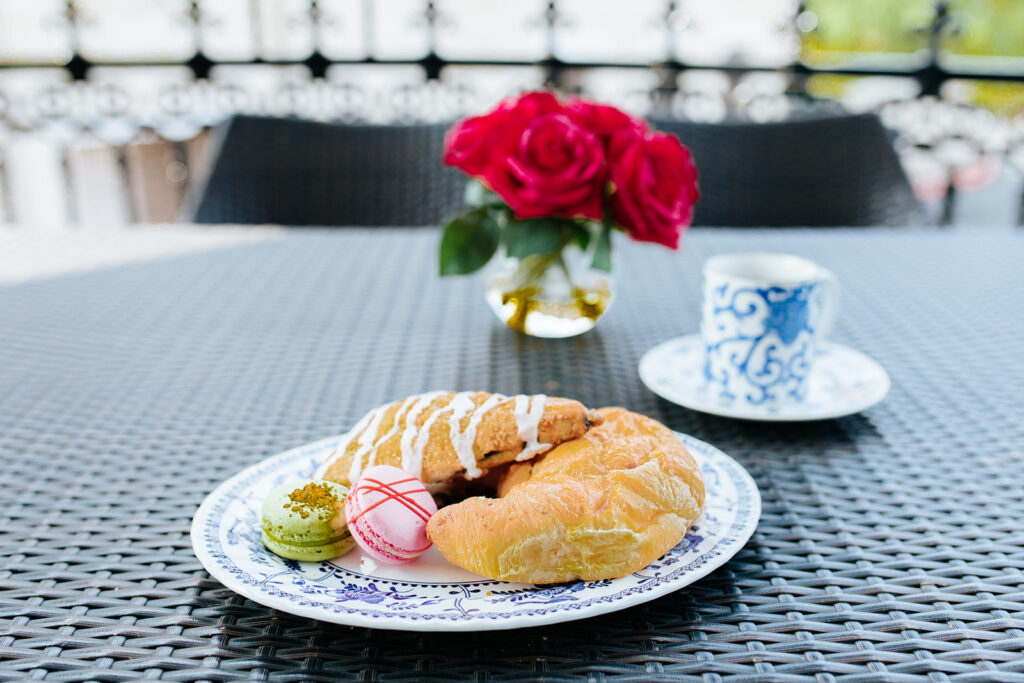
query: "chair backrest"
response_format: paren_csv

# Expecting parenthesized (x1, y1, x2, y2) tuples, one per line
(651, 112, 923, 227)
(188, 116, 466, 226)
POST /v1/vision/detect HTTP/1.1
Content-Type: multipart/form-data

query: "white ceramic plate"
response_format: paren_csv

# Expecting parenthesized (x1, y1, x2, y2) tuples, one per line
(639, 334, 890, 422)
(191, 432, 760, 631)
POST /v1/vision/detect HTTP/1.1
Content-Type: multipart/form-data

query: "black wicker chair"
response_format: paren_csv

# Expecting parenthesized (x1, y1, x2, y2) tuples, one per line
(652, 112, 924, 226)
(188, 116, 466, 226)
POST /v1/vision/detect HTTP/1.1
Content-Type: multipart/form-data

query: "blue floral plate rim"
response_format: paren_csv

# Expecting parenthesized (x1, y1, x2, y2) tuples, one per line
(191, 431, 760, 631)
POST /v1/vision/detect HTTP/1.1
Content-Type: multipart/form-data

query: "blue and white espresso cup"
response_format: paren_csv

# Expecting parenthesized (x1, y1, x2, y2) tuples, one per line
(701, 252, 840, 407)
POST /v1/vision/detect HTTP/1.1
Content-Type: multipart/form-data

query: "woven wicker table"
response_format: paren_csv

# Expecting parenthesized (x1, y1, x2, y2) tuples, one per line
(2, 226, 1022, 681)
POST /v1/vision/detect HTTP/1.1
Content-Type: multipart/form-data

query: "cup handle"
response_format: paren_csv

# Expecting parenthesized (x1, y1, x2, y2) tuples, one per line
(818, 267, 841, 339)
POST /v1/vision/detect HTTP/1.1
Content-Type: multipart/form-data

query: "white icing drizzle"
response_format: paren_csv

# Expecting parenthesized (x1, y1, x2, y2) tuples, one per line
(514, 393, 550, 461)
(359, 395, 417, 472)
(399, 391, 445, 473)
(317, 391, 554, 484)
(452, 393, 508, 477)
(312, 407, 378, 479)
(513, 395, 529, 431)
(449, 393, 507, 480)
(409, 391, 474, 481)
(347, 400, 394, 483)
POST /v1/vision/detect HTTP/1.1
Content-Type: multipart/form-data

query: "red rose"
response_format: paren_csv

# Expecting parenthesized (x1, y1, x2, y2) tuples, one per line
(443, 91, 563, 178)
(443, 115, 497, 177)
(443, 91, 699, 245)
(483, 106, 606, 221)
(564, 97, 647, 142)
(608, 131, 699, 249)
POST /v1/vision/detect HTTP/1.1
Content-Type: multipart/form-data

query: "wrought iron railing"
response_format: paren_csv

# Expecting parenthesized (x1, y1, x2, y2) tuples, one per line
(3, 2, 1021, 92)
(0, 1, 1020, 226)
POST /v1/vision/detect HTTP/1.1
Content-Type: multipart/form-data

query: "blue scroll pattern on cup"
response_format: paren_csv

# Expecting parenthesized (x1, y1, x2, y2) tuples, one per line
(702, 282, 818, 405)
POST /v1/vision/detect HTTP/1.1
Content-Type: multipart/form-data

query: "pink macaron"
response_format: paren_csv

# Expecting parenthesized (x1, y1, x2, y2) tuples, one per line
(345, 465, 438, 564)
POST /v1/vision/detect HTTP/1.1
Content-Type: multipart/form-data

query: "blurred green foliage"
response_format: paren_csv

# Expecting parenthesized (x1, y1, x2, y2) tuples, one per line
(801, 0, 1023, 64)
(805, 74, 1022, 117)
(949, 80, 1024, 116)
(801, 0, 936, 64)
(943, 0, 1024, 57)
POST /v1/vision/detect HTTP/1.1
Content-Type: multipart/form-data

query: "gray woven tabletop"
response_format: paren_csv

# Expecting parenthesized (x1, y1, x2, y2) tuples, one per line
(1, 226, 1022, 681)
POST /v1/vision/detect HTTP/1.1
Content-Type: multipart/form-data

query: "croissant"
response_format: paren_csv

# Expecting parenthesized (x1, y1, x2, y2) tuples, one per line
(426, 407, 705, 584)
(314, 392, 599, 486)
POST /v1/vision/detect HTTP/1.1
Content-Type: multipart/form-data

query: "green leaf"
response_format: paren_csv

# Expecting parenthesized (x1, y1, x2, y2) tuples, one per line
(591, 220, 613, 272)
(567, 223, 592, 252)
(439, 208, 500, 276)
(503, 218, 566, 261)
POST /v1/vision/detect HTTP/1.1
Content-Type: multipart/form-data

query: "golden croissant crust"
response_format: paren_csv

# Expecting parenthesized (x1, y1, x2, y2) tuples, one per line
(426, 407, 705, 584)
(314, 392, 599, 486)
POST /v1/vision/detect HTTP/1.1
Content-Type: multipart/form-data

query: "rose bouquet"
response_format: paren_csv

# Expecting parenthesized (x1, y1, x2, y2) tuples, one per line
(439, 91, 699, 336)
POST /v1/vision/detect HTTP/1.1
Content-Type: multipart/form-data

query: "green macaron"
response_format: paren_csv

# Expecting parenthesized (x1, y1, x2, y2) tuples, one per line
(261, 479, 356, 561)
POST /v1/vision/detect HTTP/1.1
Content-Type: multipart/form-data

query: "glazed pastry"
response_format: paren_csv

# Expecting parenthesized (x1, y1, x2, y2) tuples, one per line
(345, 465, 437, 564)
(261, 480, 356, 561)
(314, 392, 599, 486)
(426, 407, 705, 584)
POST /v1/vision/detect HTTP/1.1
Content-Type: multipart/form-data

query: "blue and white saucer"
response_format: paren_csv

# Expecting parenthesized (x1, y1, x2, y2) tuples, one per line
(191, 432, 760, 631)
(639, 334, 890, 422)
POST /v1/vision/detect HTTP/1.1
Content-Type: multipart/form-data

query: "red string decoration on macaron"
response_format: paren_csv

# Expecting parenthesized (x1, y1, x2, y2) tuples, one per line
(347, 476, 433, 524)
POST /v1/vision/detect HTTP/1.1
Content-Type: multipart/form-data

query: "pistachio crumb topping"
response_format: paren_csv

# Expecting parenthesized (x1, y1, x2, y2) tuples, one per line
(282, 482, 339, 520)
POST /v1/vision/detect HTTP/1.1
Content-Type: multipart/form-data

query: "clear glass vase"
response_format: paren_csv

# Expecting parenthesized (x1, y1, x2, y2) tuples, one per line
(484, 243, 614, 338)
